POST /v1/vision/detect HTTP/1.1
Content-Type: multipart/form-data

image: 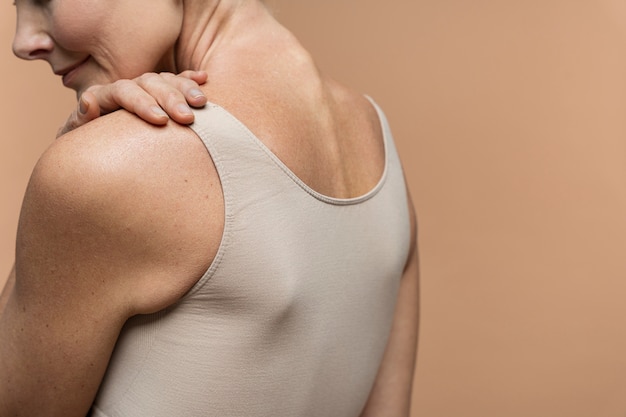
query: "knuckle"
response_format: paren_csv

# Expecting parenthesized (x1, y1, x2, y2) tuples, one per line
(135, 73, 158, 88)
(138, 72, 157, 81)
(178, 70, 192, 77)
(115, 79, 136, 91)
(84, 84, 101, 94)
(165, 90, 183, 104)
(178, 78, 199, 91)
(143, 74, 165, 90)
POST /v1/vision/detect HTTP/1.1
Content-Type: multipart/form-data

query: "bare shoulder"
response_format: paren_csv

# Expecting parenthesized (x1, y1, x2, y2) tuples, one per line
(25, 110, 222, 313)
(0, 110, 222, 416)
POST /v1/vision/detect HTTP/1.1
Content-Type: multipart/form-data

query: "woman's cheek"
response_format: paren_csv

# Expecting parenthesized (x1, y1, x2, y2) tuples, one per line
(51, 6, 102, 51)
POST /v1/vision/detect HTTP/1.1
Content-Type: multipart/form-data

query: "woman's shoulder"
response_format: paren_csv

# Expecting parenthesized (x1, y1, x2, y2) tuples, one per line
(34, 109, 215, 221)
(38, 109, 216, 200)
(27, 109, 222, 313)
(49, 109, 201, 171)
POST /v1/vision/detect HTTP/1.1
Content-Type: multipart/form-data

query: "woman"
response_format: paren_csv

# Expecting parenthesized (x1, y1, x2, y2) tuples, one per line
(0, 1, 418, 416)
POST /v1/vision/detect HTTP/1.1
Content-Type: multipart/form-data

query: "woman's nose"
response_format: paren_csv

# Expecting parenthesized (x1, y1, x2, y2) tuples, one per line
(12, 12, 54, 60)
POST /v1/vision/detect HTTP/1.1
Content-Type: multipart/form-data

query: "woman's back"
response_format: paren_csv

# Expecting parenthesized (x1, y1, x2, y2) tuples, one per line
(195, 8, 387, 201)
(1, 2, 418, 416)
(89, 10, 411, 415)
(92, 97, 410, 416)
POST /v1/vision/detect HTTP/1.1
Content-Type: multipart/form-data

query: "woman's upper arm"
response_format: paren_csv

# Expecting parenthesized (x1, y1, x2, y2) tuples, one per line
(0, 118, 215, 416)
(0, 146, 133, 416)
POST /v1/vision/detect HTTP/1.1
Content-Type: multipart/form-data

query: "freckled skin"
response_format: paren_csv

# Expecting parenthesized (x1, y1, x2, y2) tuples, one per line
(2, 1, 418, 416)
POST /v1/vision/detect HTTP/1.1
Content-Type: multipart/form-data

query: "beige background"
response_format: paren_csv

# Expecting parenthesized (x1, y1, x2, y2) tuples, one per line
(2, 1, 626, 416)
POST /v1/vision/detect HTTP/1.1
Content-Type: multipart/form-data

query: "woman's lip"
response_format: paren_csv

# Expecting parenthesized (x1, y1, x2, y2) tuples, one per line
(58, 57, 90, 87)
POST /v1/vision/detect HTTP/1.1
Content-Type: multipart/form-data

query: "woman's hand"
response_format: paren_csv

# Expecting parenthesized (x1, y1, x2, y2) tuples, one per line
(57, 70, 208, 137)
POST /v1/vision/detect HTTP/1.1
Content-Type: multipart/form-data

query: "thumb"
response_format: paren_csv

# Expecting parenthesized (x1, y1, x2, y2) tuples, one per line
(77, 91, 102, 123)
(57, 93, 102, 137)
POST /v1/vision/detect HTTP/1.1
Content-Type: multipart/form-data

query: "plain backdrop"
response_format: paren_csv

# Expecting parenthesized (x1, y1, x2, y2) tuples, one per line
(2, 1, 626, 416)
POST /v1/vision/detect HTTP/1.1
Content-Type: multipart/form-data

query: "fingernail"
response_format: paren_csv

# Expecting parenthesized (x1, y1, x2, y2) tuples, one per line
(151, 106, 168, 118)
(177, 103, 193, 115)
(189, 88, 205, 99)
(79, 97, 88, 115)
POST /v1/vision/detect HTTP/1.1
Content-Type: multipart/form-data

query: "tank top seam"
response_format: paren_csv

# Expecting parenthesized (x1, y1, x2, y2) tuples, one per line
(91, 98, 410, 416)
(182, 119, 235, 298)
(209, 100, 392, 206)
(180, 97, 397, 298)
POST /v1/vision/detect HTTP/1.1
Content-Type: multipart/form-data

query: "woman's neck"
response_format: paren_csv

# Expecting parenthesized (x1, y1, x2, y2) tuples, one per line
(174, 0, 274, 72)
(172, 0, 326, 121)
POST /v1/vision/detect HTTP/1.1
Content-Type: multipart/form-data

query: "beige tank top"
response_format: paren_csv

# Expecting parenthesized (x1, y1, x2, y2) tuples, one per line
(91, 98, 411, 417)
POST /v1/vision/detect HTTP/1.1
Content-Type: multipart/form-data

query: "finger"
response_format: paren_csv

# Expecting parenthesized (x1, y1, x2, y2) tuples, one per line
(94, 80, 171, 125)
(135, 73, 201, 124)
(77, 91, 102, 123)
(178, 70, 209, 85)
(148, 72, 207, 109)
(149, 71, 208, 109)
(56, 93, 102, 137)
(176, 71, 209, 108)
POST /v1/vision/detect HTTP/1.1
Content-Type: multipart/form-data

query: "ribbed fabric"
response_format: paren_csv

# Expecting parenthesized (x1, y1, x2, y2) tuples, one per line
(91, 98, 411, 417)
